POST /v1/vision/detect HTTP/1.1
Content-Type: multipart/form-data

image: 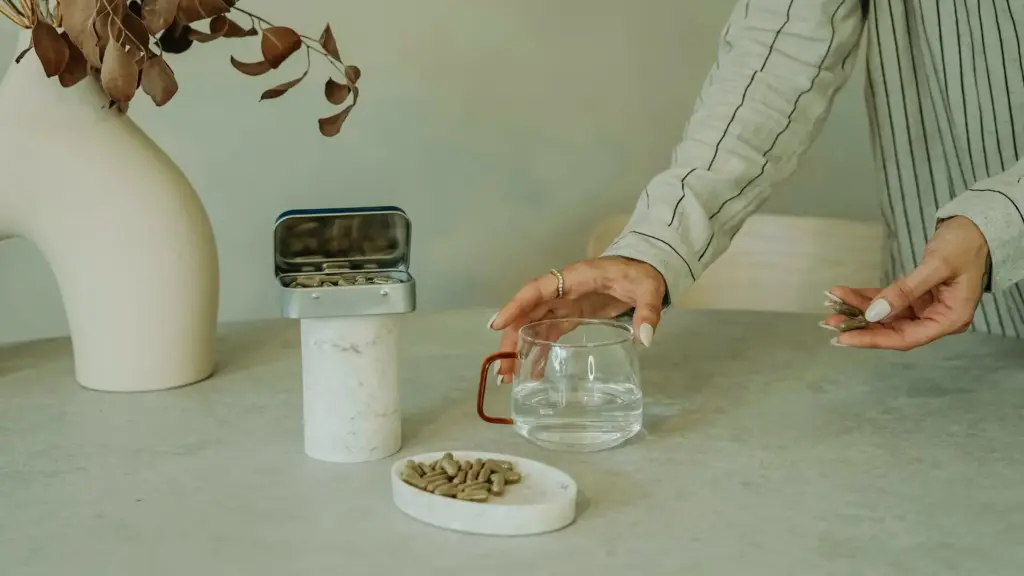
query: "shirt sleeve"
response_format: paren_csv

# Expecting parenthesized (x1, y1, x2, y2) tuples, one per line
(603, 0, 866, 305)
(935, 161, 1024, 293)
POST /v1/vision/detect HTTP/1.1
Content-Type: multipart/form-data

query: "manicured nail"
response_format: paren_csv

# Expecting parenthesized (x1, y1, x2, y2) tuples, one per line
(487, 312, 499, 329)
(829, 337, 848, 347)
(824, 291, 842, 303)
(864, 299, 891, 323)
(638, 323, 654, 347)
(818, 321, 839, 332)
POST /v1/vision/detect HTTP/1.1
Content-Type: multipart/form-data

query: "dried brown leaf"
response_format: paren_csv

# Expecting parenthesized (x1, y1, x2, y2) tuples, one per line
(187, 27, 218, 42)
(141, 55, 177, 106)
(260, 26, 301, 69)
(318, 24, 340, 61)
(324, 77, 350, 105)
(176, 0, 231, 25)
(214, 14, 257, 38)
(259, 71, 307, 101)
(320, 86, 358, 136)
(102, 0, 127, 19)
(91, 1, 126, 58)
(318, 105, 353, 137)
(229, 55, 270, 76)
(61, 0, 104, 68)
(157, 20, 193, 54)
(120, 9, 151, 56)
(344, 65, 361, 85)
(32, 22, 68, 77)
(100, 38, 139, 102)
(187, 14, 246, 42)
(58, 32, 89, 87)
(140, 0, 178, 34)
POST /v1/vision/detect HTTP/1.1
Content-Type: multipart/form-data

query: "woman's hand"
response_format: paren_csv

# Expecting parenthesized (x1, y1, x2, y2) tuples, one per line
(488, 256, 667, 381)
(824, 216, 989, 351)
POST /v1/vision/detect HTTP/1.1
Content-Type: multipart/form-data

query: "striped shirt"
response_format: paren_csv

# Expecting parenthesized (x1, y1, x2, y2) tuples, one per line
(605, 0, 1024, 337)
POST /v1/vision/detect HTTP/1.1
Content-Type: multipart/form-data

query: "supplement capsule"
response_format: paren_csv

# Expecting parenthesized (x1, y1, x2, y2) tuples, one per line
(454, 470, 467, 484)
(457, 490, 490, 502)
(422, 471, 448, 483)
(401, 472, 428, 489)
(490, 473, 505, 495)
(441, 459, 460, 477)
(433, 483, 460, 496)
(459, 481, 489, 492)
(503, 471, 522, 484)
(476, 464, 493, 483)
(837, 316, 869, 332)
(426, 478, 449, 492)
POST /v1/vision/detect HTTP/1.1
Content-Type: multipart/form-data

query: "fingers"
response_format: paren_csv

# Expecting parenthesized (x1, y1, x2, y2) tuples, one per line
(864, 255, 952, 323)
(834, 317, 949, 351)
(491, 264, 596, 332)
(826, 286, 915, 322)
(630, 279, 665, 348)
(825, 286, 878, 312)
(495, 301, 558, 383)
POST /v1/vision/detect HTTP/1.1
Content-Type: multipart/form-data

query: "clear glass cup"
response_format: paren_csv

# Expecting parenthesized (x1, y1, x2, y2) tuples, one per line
(477, 318, 643, 452)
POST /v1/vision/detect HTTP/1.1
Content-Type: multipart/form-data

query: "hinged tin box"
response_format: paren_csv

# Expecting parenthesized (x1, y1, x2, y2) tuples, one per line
(274, 206, 416, 318)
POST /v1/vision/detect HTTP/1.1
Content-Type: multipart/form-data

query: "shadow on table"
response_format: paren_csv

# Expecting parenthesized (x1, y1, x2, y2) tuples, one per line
(211, 320, 299, 378)
(0, 337, 70, 382)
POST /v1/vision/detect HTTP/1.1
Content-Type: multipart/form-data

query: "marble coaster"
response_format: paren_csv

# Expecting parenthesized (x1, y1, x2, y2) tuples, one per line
(390, 450, 578, 536)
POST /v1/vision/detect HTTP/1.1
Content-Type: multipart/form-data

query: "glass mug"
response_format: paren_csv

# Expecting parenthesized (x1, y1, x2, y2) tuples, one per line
(477, 318, 643, 452)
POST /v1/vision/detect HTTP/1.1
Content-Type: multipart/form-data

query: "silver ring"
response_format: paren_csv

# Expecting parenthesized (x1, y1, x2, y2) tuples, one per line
(549, 269, 564, 299)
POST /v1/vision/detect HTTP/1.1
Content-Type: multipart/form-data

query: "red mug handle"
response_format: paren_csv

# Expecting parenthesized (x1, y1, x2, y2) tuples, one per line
(477, 351, 517, 425)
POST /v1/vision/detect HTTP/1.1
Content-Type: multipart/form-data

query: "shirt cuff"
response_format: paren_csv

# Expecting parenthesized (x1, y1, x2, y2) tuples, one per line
(936, 189, 1024, 293)
(601, 230, 699, 309)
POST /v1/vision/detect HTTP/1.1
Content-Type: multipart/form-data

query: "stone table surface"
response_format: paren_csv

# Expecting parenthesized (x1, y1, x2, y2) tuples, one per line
(2, 309, 1024, 575)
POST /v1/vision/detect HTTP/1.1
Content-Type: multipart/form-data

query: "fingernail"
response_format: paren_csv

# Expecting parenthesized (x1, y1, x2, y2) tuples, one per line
(818, 321, 839, 332)
(830, 337, 848, 347)
(864, 299, 891, 323)
(824, 291, 842, 303)
(638, 323, 654, 347)
(487, 312, 499, 329)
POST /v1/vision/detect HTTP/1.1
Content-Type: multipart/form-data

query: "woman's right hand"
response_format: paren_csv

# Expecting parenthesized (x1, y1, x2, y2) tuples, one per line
(488, 256, 667, 382)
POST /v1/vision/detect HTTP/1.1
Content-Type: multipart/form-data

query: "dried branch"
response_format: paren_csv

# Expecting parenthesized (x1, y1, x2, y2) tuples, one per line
(4, 0, 361, 137)
(0, 0, 29, 26)
(17, 0, 34, 25)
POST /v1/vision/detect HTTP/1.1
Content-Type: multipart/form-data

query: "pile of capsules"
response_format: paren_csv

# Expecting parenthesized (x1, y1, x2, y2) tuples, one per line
(825, 291, 869, 332)
(400, 453, 522, 503)
(282, 273, 400, 288)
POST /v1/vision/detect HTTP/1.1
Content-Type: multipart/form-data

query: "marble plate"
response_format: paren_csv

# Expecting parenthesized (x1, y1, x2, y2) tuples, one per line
(390, 450, 578, 536)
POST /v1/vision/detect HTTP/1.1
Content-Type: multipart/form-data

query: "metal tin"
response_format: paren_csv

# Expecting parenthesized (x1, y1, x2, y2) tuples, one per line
(274, 206, 416, 318)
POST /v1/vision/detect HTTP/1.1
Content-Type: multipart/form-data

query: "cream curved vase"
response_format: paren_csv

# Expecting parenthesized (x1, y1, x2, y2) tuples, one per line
(0, 31, 219, 392)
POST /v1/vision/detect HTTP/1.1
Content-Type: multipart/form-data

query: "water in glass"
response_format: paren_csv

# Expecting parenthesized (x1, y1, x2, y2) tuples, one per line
(510, 319, 643, 452)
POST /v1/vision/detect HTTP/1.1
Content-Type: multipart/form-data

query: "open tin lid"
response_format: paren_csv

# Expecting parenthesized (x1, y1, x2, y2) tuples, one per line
(274, 206, 412, 276)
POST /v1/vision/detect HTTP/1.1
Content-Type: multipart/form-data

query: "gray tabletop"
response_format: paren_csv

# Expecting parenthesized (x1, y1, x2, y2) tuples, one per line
(2, 309, 1023, 575)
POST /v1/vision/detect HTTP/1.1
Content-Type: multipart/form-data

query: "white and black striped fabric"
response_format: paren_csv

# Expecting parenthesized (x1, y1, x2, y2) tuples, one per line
(605, 0, 1024, 337)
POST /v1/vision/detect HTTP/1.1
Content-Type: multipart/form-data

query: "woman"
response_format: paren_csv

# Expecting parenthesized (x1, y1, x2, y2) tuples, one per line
(490, 0, 1024, 363)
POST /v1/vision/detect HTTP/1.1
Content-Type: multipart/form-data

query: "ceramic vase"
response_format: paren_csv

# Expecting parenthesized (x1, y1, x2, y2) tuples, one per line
(0, 30, 219, 392)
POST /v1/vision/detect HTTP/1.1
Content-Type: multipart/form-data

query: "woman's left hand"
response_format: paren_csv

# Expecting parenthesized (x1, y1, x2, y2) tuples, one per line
(823, 216, 989, 351)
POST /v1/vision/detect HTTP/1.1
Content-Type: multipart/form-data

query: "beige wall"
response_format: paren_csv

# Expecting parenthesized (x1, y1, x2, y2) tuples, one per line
(0, 0, 876, 344)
